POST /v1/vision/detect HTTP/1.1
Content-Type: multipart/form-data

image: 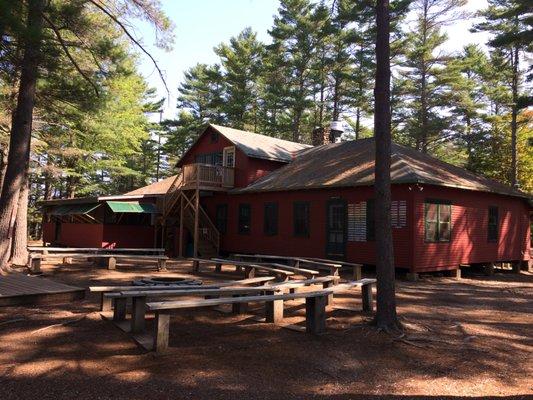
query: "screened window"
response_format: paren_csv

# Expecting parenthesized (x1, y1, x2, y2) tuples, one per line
(215, 204, 227, 234)
(263, 203, 278, 236)
(488, 206, 498, 242)
(424, 201, 451, 242)
(366, 199, 375, 241)
(195, 152, 223, 166)
(238, 204, 251, 234)
(293, 202, 310, 237)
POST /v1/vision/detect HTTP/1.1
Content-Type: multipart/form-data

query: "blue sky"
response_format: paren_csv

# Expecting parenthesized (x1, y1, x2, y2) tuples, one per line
(137, 0, 489, 121)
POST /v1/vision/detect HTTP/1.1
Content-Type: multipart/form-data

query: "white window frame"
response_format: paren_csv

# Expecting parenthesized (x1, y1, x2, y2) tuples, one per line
(223, 146, 235, 168)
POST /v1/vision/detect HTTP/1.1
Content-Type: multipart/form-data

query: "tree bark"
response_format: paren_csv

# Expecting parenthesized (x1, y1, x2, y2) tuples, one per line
(0, 147, 7, 192)
(10, 171, 29, 266)
(0, 0, 45, 273)
(373, 0, 400, 331)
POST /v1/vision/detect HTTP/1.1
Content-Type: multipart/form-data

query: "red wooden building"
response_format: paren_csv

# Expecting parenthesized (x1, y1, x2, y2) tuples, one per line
(42, 124, 532, 277)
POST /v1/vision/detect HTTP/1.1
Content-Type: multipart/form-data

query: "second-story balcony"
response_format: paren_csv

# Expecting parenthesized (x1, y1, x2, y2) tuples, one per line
(182, 163, 235, 190)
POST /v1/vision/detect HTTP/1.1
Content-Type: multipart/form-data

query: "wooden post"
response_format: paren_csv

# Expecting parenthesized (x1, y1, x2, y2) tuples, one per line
(511, 261, 521, 274)
(192, 259, 200, 272)
(131, 296, 146, 333)
(353, 265, 362, 281)
(215, 262, 222, 272)
(101, 293, 112, 312)
(113, 297, 127, 321)
(158, 258, 167, 272)
(322, 281, 334, 305)
(153, 311, 170, 353)
(31, 257, 42, 273)
(244, 266, 255, 279)
(305, 295, 327, 335)
(193, 189, 199, 258)
(362, 284, 373, 312)
(107, 256, 116, 270)
(179, 194, 184, 257)
(265, 292, 283, 323)
(231, 295, 248, 314)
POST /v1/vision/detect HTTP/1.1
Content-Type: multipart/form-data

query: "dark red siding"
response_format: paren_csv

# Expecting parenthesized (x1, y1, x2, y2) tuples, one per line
(412, 185, 531, 271)
(42, 221, 156, 249)
(202, 185, 414, 268)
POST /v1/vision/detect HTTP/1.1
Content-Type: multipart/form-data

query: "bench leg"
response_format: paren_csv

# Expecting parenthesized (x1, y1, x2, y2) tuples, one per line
(113, 297, 127, 321)
(362, 284, 374, 312)
(192, 260, 199, 272)
(215, 262, 222, 273)
(107, 257, 116, 270)
(353, 266, 362, 281)
(305, 296, 327, 335)
(101, 293, 112, 311)
(153, 312, 170, 353)
(131, 297, 146, 333)
(31, 258, 42, 273)
(244, 267, 255, 279)
(158, 258, 167, 272)
(232, 295, 248, 314)
(265, 299, 283, 323)
(322, 281, 334, 305)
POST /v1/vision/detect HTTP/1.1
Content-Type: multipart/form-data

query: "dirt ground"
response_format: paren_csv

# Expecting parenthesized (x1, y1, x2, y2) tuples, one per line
(0, 260, 531, 400)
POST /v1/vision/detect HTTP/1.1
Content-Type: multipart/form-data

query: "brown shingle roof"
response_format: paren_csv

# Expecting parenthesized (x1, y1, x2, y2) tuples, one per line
(211, 124, 312, 162)
(234, 138, 529, 198)
(125, 175, 177, 196)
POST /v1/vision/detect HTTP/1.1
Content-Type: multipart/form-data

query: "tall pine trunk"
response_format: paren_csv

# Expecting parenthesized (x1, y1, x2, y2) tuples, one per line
(374, 0, 400, 331)
(510, 44, 519, 187)
(0, 0, 45, 273)
(10, 170, 29, 266)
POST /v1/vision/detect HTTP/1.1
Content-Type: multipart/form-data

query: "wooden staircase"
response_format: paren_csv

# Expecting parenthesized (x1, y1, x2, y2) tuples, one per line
(160, 171, 220, 258)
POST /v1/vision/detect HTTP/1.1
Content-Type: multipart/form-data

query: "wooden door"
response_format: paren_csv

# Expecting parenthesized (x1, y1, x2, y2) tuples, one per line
(326, 199, 347, 259)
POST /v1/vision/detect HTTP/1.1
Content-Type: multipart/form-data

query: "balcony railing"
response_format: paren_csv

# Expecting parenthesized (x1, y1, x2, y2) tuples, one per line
(182, 163, 235, 189)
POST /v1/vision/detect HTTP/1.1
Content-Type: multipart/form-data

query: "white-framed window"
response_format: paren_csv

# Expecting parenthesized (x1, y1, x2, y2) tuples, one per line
(223, 146, 235, 168)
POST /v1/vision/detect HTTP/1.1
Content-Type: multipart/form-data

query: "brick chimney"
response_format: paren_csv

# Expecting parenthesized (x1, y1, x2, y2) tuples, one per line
(312, 126, 331, 146)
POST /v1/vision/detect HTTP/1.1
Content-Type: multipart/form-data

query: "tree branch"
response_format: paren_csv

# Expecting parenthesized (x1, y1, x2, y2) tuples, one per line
(89, 0, 170, 96)
(42, 14, 100, 96)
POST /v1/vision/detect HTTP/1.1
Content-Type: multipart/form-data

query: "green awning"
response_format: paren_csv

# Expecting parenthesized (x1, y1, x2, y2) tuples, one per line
(50, 203, 100, 216)
(106, 201, 156, 214)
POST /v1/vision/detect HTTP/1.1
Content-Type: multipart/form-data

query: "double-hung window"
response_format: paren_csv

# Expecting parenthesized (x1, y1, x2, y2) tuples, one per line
(425, 200, 451, 242)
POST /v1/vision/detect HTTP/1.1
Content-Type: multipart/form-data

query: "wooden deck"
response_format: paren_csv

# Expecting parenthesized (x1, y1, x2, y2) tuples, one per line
(0, 273, 85, 306)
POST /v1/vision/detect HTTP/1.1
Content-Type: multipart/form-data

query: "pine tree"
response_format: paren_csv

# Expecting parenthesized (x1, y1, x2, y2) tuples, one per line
(215, 28, 264, 131)
(268, 0, 327, 142)
(473, 0, 532, 187)
(396, 0, 467, 153)
(177, 63, 226, 125)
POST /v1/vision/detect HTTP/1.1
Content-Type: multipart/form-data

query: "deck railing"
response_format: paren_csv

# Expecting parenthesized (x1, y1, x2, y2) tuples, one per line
(182, 163, 235, 189)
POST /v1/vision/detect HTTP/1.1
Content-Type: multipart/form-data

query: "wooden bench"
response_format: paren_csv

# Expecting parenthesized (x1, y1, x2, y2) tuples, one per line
(231, 253, 343, 277)
(105, 276, 338, 333)
(90, 276, 276, 311)
(302, 257, 363, 280)
(29, 253, 169, 273)
(148, 291, 328, 352)
(147, 278, 375, 353)
(210, 258, 294, 281)
(106, 285, 284, 333)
